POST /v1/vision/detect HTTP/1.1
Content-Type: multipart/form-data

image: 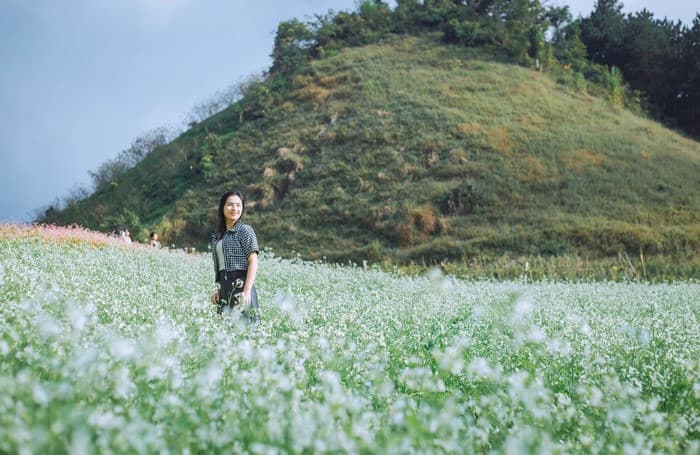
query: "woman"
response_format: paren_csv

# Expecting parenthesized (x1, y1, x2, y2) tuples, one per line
(210, 191, 259, 321)
(148, 231, 161, 248)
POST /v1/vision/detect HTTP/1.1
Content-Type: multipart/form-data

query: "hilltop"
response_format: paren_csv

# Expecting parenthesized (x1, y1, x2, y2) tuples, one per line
(47, 33, 700, 276)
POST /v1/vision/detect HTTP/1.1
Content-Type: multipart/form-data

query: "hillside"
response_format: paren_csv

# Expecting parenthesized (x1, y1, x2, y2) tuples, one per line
(51, 34, 700, 270)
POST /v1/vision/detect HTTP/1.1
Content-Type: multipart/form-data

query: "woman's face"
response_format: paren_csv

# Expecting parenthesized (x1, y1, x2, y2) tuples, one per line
(223, 194, 243, 226)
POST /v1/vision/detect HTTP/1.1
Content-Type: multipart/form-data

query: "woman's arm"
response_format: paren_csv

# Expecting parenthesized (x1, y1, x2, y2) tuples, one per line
(211, 235, 221, 304)
(242, 252, 258, 307)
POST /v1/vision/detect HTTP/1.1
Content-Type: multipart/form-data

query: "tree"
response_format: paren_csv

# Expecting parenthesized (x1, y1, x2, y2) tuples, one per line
(546, 4, 571, 37)
(677, 14, 700, 136)
(121, 126, 174, 166)
(89, 127, 174, 192)
(562, 22, 589, 69)
(443, 0, 549, 60)
(271, 19, 314, 75)
(492, 0, 548, 62)
(580, 0, 625, 64)
(358, 0, 393, 35)
(548, 6, 588, 72)
(33, 184, 90, 224)
(89, 159, 130, 191)
(186, 84, 241, 125)
(393, 0, 423, 32)
(618, 10, 675, 115)
(238, 82, 273, 122)
(185, 74, 264, 126)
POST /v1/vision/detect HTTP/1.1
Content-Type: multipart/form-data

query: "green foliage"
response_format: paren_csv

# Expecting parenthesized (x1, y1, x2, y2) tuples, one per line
(198, 133, 221, 180)
(311, 2, 393, 55)
(579, 2, 697, 136)
(99, 208, 142, 240)
(443, 19, 489, 46)
(239, 83, 274, 121)
(271, 19, 313, 75)
(199, 153, 215, 180)
(604, 66, 624, 106)
(677, 14, 700, 136)
(580, 0, 626, 63)
(551, 21, 588, 71)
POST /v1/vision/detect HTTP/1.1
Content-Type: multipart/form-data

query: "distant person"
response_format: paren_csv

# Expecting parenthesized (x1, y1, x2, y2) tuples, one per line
(148, 231, 161, 248)
(210, 191, 259, 322)
(116, 225, 132, 243)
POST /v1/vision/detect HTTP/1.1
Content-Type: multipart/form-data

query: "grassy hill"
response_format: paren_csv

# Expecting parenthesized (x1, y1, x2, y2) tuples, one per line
(51, 34, 700, 277)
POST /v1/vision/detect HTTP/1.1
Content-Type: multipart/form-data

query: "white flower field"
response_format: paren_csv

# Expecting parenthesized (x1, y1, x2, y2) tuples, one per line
(1, 226, 698, 453)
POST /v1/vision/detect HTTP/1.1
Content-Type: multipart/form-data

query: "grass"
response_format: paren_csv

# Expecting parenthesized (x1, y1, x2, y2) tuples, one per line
(1, 225, 699, 452)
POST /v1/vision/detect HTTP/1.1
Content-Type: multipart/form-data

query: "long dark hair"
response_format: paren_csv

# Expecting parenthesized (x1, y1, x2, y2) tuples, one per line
(216, 191, 246, 238)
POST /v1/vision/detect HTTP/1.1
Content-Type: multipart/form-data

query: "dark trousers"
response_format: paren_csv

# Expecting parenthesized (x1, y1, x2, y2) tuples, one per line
(216, 270, 258, 320)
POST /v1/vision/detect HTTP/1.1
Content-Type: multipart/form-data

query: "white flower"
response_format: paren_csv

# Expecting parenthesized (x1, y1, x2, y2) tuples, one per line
(513, 295, 533, 317)
(108, 337, 136, 360)
(527, 326, 546, 343)
(32, 383, 50, 406)
(467, 357, 501, 381)
(36, 314, 62, 339)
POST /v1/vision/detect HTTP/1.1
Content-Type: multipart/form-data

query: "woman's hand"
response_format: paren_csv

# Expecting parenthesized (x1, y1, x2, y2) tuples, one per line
(211, 283, 221, 305)
(241, 289, 252, 308)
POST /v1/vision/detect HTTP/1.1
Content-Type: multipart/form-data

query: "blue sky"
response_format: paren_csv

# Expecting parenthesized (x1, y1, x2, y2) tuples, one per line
(1, 0, 697, 223)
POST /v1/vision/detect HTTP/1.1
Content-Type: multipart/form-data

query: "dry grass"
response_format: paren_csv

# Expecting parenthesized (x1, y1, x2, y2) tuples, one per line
(296, 84, 332, 105)
(561, 149, 605, 173)
(516, 155, 546, 183)
(486, 125, 514, 154)
(456, 123, 482, 136)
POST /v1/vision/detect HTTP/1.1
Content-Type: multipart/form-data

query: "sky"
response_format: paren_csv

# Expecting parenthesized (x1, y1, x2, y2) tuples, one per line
(1, 1, 697, 223)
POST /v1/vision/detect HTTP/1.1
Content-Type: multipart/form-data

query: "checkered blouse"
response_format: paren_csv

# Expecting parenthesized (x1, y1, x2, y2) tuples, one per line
(211, 222, 259, 274)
